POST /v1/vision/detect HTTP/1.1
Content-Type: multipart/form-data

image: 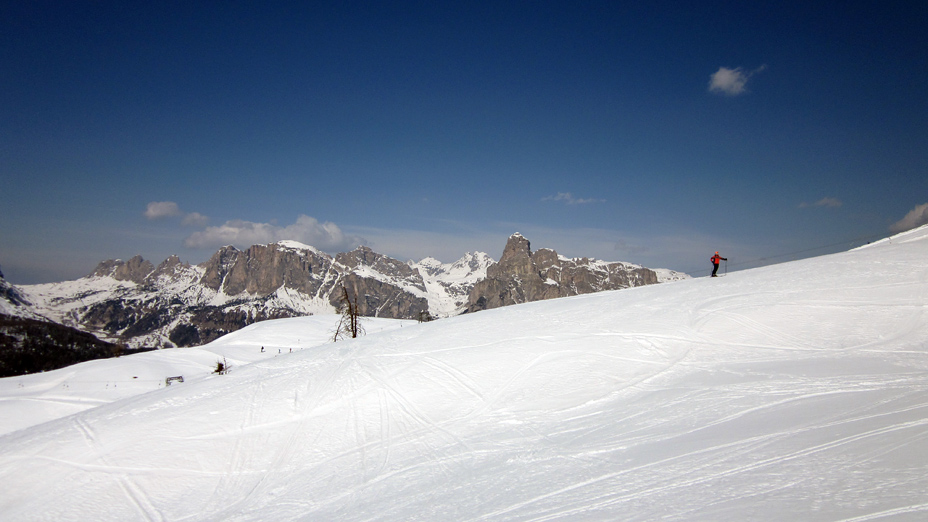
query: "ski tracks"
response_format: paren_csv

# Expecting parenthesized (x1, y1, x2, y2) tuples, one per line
(201, 374, 269, 516)
(356, 359, 476, 473)
(74, 415, 165, 521)
(474, 413, 928, 521)
(834, 502, 928, 521)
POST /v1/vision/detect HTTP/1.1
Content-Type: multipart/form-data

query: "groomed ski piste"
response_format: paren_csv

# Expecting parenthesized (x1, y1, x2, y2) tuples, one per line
(2, 225, 928, 521)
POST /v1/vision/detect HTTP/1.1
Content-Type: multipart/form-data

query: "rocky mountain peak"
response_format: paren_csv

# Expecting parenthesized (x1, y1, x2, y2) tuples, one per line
(490, 233, 535, 280)
(502, 233, 530, 259)
(153, 254, 183, 272)
(412, 257, 444, 277)
(90, 255, 155, 284)
(146, 255, 193, 284)
(335, 246, 378, 269)
(336, 246, 419, 280)
(451, 252, 494, 274)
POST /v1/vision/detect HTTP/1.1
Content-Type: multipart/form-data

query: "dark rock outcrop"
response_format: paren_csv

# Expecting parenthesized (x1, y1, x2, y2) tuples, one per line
(0, 314, 133, 377)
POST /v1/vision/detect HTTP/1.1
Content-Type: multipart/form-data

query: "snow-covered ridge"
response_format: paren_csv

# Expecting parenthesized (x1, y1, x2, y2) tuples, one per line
(652, 267, 690, 282)
(553, 253, 688, 282)
(274, 239, 321, 254)
(412, 252, 494, 317)
(1, 226, 927, 520)
(854, 222, 928, 249)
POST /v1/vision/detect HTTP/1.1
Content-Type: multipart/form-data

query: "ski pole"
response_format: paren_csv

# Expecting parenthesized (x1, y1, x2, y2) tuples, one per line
(724, 259, 728, 275)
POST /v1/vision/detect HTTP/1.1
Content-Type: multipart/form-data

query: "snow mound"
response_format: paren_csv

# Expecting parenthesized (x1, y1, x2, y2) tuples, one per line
(2, 227, 928, 520)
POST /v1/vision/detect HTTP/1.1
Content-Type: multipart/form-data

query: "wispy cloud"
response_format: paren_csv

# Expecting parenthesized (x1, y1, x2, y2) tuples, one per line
(181, 212, 210, 227)
(144, 201, 183, 220)
(708, 65, 767, 96)
(890, 203, 928, 233)
(799, 197, 843, 209)
(542, 192, 605, 205)
(145, 201, 209, 226)
(183, 214, 364, 252)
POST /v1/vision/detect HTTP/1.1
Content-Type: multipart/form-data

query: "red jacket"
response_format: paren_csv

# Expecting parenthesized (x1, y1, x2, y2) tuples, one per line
(711, 254, 726, 264)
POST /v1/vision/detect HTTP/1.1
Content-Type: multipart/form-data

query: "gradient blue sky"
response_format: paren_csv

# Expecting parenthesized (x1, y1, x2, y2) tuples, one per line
(3, 1, 927, 284)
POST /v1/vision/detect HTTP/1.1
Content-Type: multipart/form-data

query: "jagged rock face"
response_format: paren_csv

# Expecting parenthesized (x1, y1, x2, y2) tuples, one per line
(487, 233, 535, 280)
(205, 244, 334, 296)
(335, 273, 430, 319)
(467, 233, 659, 312)
(470, 235, 559, 310)
(199, 246, 243, 291)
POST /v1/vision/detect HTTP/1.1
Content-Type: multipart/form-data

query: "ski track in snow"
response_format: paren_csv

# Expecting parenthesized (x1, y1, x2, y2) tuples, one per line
(2, 227, 928, 520)
(73, 415, 165, 521)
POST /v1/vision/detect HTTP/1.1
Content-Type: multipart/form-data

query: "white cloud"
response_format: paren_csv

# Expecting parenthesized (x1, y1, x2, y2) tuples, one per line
(145, 201, 210, 226)
(181, 212, 210, 227)
(799, 197, 843, 209)
(890, 203, 928, 233)
(144, 201, 183, 220)
(542, 192, 605, 205)
(183, 215, 364, 252)
(708, 65, 766, 96)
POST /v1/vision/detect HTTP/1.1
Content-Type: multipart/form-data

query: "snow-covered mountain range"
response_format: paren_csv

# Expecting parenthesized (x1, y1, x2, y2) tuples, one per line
(1, 225, 926, 520)
(10, 242, 488, 349)
(2, 234, 680, 350)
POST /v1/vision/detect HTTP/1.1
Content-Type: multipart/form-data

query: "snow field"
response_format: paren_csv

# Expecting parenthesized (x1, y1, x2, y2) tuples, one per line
(0, 316, 411, 436)
(1, 226, 928, 520)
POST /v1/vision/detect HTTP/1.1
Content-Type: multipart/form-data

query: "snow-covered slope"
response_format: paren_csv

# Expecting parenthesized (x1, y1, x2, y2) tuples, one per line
(0, 316, 412, 436)
(2, 226, 928, 521)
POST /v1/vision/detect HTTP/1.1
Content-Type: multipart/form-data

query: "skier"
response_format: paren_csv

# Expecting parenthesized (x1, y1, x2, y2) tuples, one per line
(710, 251, 727, 277)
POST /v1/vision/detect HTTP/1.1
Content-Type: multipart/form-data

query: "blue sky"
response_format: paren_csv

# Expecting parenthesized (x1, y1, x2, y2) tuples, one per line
(2, 1, 927, 284)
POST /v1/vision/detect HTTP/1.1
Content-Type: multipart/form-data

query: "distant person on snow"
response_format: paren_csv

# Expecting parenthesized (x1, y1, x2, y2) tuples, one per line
(711, 252, 727, 277)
